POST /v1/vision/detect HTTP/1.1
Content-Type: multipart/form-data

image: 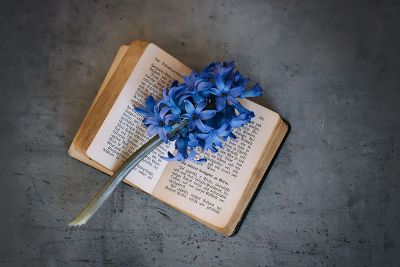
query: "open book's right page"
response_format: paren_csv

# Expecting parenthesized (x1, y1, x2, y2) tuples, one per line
(152, 100, 280, 228)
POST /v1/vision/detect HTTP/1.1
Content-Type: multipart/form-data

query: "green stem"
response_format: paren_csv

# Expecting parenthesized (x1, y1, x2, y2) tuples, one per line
(69, 120, 188, 226)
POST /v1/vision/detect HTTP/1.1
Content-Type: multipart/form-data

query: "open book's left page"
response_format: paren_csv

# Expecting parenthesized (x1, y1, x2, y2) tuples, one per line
(87, 43, 191, 193)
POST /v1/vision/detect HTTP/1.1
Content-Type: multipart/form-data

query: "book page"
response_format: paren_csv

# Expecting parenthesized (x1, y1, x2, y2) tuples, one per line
(152, 100, 280, 228)
(87, 43, 191, 193)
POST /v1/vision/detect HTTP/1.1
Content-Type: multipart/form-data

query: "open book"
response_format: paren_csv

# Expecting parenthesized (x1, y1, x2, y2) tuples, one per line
(69, 41, 288, 236)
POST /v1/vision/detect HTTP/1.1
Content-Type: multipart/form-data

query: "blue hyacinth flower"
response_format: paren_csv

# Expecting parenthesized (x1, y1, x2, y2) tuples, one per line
(230, 112, 254, 128)
(162, 135, 206, 162)
(212, 61, 235, 81)
(143, 106, 172, 143)
(158, 84, 185, 116)
(181, 71, 213, 104)
(196, 122, 232, 152)
(209, 75, 245, 111)
(134, 61, 263, 162)
(240, 83, 263, 98)
(232, 70, 249, 87)
(134, 95, 157, 119)
(182, 100, 216, 132)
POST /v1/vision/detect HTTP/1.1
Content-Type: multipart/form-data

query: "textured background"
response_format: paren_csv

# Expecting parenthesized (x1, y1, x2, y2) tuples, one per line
(1, 0, 399, 266)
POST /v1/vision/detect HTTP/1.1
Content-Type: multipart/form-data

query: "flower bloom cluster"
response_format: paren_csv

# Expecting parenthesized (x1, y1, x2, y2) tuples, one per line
(134, 61, 262, 162)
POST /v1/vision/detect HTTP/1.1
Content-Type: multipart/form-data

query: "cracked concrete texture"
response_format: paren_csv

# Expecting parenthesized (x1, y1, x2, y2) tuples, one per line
(0, 0, 399, 266)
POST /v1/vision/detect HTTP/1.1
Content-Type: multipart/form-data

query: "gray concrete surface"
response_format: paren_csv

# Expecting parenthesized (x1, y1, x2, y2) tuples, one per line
(1, 0, 399, 266)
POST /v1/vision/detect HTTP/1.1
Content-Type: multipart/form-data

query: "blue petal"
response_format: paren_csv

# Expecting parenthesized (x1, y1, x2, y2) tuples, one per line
(199, 89, 211, 98)
(164, 114, 179, 124)
(179, 127, 189, 136)
(178, 94, 191, 105)
(182, 113, 194, 120)
(203, 136, 213, 148)
(230, 113, 248, 128)
(134, 107, 151, 117)
(183, 71, 196, 89)
(143, 117, 157, 125)
(230, 119, 245, 128)
(240, 83, 263, 98)
(213, 136, 223, 147)
(216, 123, 229, 134)
(159, 128, 168, 143)
(196, 100, 207, 112)
(153, 106, 161, 121)
(224, 79, 233, 91)
(227, 96, 252, 114)
(197, 133, 210, 139)
(159, 106, 169, 119)
(196, 81, 213, 91)
(192, 93, 205, 105)
(195, 119, 212, 133)
(188, 140, 198, 147)
(176, 137, 188, 158)
(184, 100, 195, 114)
(188, 133, 198, 140)
(233, 71, 249, 87)
(218, 130, 231, 136)
(215, 75, 226, 91)
(161, 151, 183, 161)
(188, 134, 199, 147)
(204, 136, 214, 149)
(209, 88, 221, 96)
(215, 61, 235, 81)
(164, 125, 172, 133)
(199, 62, 215, 77)
(189, 120, 196, 131)
(188, 149, 207, 163)
(216, 96, 226, 111)
(229, 86, 244, 97)
(198, 110, 216, 120)
(171, 105, 182, 116)
(147, 124, 159, 136)
(145, 95, 157, 110)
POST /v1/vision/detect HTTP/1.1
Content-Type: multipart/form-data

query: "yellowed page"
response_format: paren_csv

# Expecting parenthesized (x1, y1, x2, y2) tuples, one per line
(87, 43, 191, 193)
(152, 100, 280, 228)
